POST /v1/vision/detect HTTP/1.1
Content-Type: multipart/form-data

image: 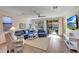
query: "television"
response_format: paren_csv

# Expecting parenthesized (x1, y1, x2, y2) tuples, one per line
(67, 15, 78, 30)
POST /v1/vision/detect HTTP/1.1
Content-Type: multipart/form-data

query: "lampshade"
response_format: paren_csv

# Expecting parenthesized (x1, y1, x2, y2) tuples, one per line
(10, 26, 16, 31)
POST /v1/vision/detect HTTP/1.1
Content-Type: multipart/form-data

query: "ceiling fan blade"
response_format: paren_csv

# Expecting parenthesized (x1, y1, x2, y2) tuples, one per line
(33, 10, 40, 16)
(33, 10, 45, 17)
(38, 15, 45, 17)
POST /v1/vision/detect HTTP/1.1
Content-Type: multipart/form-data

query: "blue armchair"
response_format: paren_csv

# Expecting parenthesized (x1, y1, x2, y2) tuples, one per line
(37, 29, 47, 37)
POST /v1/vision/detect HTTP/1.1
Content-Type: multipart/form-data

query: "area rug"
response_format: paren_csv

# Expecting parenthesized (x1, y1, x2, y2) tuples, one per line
(23, 37, 50, 50)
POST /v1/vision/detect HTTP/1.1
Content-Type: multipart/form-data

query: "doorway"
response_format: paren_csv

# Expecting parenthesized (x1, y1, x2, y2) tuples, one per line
(47, 20, 58, 34)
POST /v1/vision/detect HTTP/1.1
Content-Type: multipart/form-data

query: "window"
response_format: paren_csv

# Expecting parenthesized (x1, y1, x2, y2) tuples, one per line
(3, 16, 12, 24)
(2, 16, 12, 31)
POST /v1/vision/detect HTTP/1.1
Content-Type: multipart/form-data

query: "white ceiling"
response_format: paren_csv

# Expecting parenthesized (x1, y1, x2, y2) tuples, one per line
(0, 6, 79, 18)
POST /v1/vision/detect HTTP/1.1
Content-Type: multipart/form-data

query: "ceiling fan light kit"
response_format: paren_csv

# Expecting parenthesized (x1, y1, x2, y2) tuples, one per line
(53, 6, 58, 9)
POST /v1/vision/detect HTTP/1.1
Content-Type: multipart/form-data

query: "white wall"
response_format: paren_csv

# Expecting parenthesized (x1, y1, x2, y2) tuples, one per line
(58, 17, 63, 35)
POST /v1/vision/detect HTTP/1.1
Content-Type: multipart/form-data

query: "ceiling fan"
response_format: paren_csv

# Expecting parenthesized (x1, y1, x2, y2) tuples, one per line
(53, 6, 58, 9)
(33, 10, 45, 17)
